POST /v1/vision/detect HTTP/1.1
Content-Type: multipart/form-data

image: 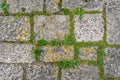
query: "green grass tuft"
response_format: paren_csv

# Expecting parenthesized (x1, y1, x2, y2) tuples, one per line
(0, 0, 9, 14)
(33, 48, 40, 61)
(37, 39, 48, 47)
(59, 60, 78, 69)
(74, 8, 85, 19)
(64, 34, 75, 45)
(62, 8, 71, 15)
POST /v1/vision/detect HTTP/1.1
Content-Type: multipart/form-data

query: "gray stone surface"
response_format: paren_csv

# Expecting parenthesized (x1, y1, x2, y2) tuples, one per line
(104, 48, 120, 78)
(40, 45, 74, 62)
(34, 15, 70, 41)
(45, 0, 59, 13)
(62, 0, 104, 11)
(0, 16, 30, 41)
(26, 63, 59, 80)
(61, 65, 100, 80)
(79, 47, 97, 60)
(0, 43, 35, 63)
(74, 14, 104, 42)
(0, 64, 23, 80)
(7, 0, 44, 13)
(106, 0, 120, 45)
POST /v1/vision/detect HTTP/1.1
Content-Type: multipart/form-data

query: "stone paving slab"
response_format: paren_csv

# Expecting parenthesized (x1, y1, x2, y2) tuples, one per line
(62, 0, 104, 11)
(45, 0, 59, 13)
(0, 16, 30, 42)
(79, 47, 97, 60)
(34, 15, 70, 41)
(26, 63, 59, 80)
(0, 43, 35, 63)
(7, 0, 44, 13)
(40, 45, 74, 62)
(74, 14, 104, 42)
(104, 48, 120, 78)
(0, 64, 23, 80)
(61, 65, 100, 80)
(106, 0, 120, 45)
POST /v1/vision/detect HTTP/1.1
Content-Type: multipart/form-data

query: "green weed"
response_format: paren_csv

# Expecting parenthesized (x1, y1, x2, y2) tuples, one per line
(74, 8, 85, 19)
(0, 0, 9, 14)
(63, 34, 75, 45)
(59, 60, 78, 69)
(33, 48, 40, 61)
(37, 39, 48, 47)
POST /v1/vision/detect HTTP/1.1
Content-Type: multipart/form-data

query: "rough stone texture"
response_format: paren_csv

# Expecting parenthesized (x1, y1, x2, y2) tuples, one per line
(62, 0, 104, 11)
(104, 48, 120, 78)
(74, 14, 104, 42)
(45, 0, 59, 13)
(34, 15, 70, 41)
(61, 65, 100, 80)
(7, 0, 44, 13)
(40, 45, 74, 62)
(79, 47, 97, 60)
(0, 16, 30, 41)
(0, 64, 23, 80)
(0, 43, 35, 63)
(106, 0, 120, 45)
(26, 63, 59, 80)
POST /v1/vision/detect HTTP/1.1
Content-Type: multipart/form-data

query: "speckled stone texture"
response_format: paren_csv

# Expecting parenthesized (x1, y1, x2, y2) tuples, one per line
(74, 14, 104, 42)
(62, 0, 104, 11)
(61, 65, 100, 80)
(104, 48, 120, 78)
(0, 16, 30, 41)
(40, 45, 74, 62)
(106, 0, 120, 45)
(79, 47, 97, 60)
(0, 64, 23, 80)
(7, 0, 44, 13)
(45, 0, 59, 13)
(26, 63, 59, 80)
(0, 43, 35, 63)
(34, 15, 70, 41)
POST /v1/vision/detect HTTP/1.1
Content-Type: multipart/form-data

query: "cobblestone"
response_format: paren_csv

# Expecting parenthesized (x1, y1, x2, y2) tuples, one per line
(45, 0, 59, 13)
(40, 45, 74, 62)
(0, 43, 35, 63)
(104, 48, 120, 78)
(79, 47, 97, 60)
(26, 63, 59, 80)
(34, 15, 70, 41)
(106, 0, 120, 45)
(0, 0, 119, 80)
(0, 16, 30, 42)
(62, 0, 104, 11)
(7, 0, 44, 13)
(0, 64, 23, 80)
(61, 65, 100, 80)
(74, 14, 104, 42)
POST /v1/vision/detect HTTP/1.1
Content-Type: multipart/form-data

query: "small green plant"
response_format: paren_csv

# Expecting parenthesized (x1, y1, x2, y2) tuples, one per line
(59, 60, 78, 69)
(64, 34, 75, 45)
(74, 8, 85, 19)
(62, 8, 71, 15)
(0, 0, 9, 14)
(33, 48, 40, 61)
(37, 39, 48, 47)
(49, 40, 62, 47)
